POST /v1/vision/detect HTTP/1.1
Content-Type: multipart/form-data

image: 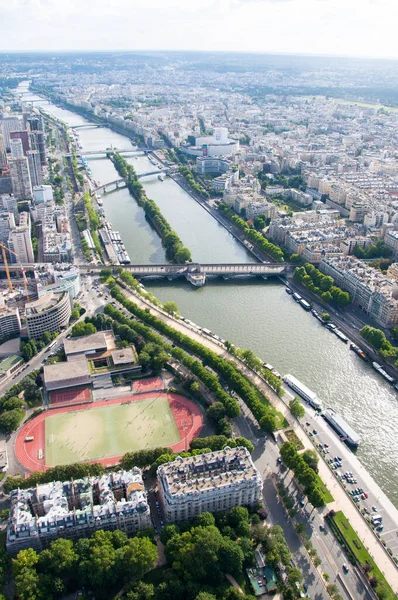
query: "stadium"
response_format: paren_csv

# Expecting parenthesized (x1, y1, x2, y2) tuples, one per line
(15, 376, 203, 472)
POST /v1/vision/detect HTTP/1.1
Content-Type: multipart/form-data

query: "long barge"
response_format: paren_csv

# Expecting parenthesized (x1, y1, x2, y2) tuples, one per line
(283, 374, 322, 411)
(350, 343, 368, 361)
(372, 362, 396, 384)
(322, 407, 360, 447)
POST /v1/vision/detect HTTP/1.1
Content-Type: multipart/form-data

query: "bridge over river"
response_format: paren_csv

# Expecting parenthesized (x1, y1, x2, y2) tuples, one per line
(92, 169, 170, 194)
(81, 262, 287, 285)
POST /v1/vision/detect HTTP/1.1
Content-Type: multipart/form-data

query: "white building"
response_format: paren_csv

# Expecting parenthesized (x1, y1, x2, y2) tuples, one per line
(157, 447, 262, 523)
(25, 291, 71, 338)
(33, 185, 53, 204)
(7, 468, 151, 555)
(1, 116, 22, 148)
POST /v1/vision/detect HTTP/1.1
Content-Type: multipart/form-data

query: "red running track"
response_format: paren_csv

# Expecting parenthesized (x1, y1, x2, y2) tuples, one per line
(15, 392, 203, 473)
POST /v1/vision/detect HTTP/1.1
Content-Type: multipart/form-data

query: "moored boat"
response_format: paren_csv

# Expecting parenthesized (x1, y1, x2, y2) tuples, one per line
(349, 343, 368, 361)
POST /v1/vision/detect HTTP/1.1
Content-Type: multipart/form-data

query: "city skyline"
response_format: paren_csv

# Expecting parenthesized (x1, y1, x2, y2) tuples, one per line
(2, 0, 398, 60)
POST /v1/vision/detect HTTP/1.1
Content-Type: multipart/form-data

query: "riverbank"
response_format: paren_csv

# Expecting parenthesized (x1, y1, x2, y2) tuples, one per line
(113, 279, 398, 593)
(22, 83, 398, 509)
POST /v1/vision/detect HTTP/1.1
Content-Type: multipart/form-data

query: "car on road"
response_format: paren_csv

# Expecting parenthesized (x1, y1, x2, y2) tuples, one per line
(342, 563, 349, 573)
(312, 429, 318, 435)
(372, 505, 378, 512)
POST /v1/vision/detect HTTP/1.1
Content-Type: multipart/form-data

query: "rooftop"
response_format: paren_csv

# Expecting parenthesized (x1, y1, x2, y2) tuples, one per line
(25, 292, 67, 316)
(44, 360, 90, 385)
(64, 331, 108, 356)
(110, 347, 136, 366)
(158, 446, 261, 497)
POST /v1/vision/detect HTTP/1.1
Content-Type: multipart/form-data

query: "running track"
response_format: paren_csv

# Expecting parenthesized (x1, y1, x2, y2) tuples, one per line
(15, 392, 203, 473)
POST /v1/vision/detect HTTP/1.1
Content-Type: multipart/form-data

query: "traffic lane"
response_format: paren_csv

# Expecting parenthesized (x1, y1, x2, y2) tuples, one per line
(261, 476, 330, 600)
(284, 474, 373, 600)
(299, 407, 398, 558)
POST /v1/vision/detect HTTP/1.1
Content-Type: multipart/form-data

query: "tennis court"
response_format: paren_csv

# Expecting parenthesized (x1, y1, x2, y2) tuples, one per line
(45, 395, 180, 466)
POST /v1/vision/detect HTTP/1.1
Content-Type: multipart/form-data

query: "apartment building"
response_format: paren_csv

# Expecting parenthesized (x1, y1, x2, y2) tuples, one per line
(0, 306, 21, 340)
(157, 447, 262, 523)
(320, 255, 398, 327)
(7, 468, 151, 555)
(8, 156, 33, 201)
(8, 212, 34, 263)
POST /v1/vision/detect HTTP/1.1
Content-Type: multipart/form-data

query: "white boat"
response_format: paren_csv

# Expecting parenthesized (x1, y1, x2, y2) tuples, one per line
(283, 374, 322, 410)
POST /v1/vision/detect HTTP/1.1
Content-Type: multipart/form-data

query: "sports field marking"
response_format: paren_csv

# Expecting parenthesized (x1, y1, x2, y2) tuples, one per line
(44, 395, 181, 467)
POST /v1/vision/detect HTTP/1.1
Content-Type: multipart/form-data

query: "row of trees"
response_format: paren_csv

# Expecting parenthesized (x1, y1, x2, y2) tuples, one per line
(360, 325, 398, 367)
(107, 281, 283, 432)
(83, 191, 100, 231)
(103, 303, 241, 418)
(352, 240, 392, 260)
(179, 166, 210, 198)
(280, 442, 325, 508)
(21, 331, 58, 361)
(218, 203, 284, 263)
(112, 154, 192, 263)
(293, 263, 351, 307)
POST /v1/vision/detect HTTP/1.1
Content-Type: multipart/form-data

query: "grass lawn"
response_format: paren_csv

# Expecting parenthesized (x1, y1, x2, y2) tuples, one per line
(45, 396, 180, 466)
(285, 429, 304, 451)
(332, 511, 395, 600)
(314, 472, 334, 504)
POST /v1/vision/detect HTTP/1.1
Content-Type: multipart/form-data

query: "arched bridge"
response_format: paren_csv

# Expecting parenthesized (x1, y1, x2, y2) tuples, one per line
(71, 124, 105, 130)
(92, 169, 169, 194)
(82, 149, 143, 156)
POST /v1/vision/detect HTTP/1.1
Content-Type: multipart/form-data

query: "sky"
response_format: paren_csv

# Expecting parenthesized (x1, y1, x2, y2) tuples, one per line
(1, 0, 398, 60)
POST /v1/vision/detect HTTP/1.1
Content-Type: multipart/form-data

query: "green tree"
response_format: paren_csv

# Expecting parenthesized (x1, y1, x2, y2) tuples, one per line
(120, 536, 158, 581)
(287, 566, 303, 587)
(0, 408, 25, 434)
(71, 321, 97, 337)
(219, 538, 244, 573)
(163, 301, 179, 316)
(260, 413, 277, 433)
(126, 582, 155, 600)
(289, 398, 305, 419)
(302, 449, 319, 472)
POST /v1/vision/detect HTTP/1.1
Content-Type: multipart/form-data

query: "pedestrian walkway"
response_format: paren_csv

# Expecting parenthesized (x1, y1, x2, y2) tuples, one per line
(119, 284, 398, 593)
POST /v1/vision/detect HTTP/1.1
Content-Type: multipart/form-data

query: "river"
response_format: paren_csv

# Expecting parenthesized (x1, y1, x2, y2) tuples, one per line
(18, 84, 398, 507)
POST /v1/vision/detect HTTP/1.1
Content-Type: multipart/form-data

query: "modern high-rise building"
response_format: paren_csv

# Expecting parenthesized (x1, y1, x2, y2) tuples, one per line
(157, 447, 262, 523)
(0, 134, 7, 170)
(28, 130, 46, 165)
(8, 212, 34, 263)
(0, 212, 15, 243)
(1, 116, 23, 148)
(10, 131, 30, 155)
(8, 156, 33, 200)
(27, 150, 43, 187)
(10, 138, 24, 159)
(0, 194, 18, 219)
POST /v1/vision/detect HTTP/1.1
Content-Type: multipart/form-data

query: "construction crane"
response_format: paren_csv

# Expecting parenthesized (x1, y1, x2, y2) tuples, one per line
(0, 242, 30, 301)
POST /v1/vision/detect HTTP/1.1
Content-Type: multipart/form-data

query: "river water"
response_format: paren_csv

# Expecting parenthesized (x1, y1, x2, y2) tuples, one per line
(19, 84, 398, 506)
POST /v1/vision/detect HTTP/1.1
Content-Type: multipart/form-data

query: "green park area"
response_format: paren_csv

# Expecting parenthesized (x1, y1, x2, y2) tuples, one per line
(45, 396, 180, 466)
(330, 511, 395, 600)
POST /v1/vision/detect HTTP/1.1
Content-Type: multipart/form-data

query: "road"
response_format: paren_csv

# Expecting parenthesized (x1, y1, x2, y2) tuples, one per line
(115, 284, 390, 600)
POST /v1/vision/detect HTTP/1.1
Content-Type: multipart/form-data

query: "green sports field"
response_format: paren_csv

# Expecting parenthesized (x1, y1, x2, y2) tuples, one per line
(45, 396, 181, 466)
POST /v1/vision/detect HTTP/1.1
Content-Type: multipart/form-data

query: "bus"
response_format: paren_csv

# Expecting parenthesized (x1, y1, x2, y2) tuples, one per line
(48, 341, 57, 351)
